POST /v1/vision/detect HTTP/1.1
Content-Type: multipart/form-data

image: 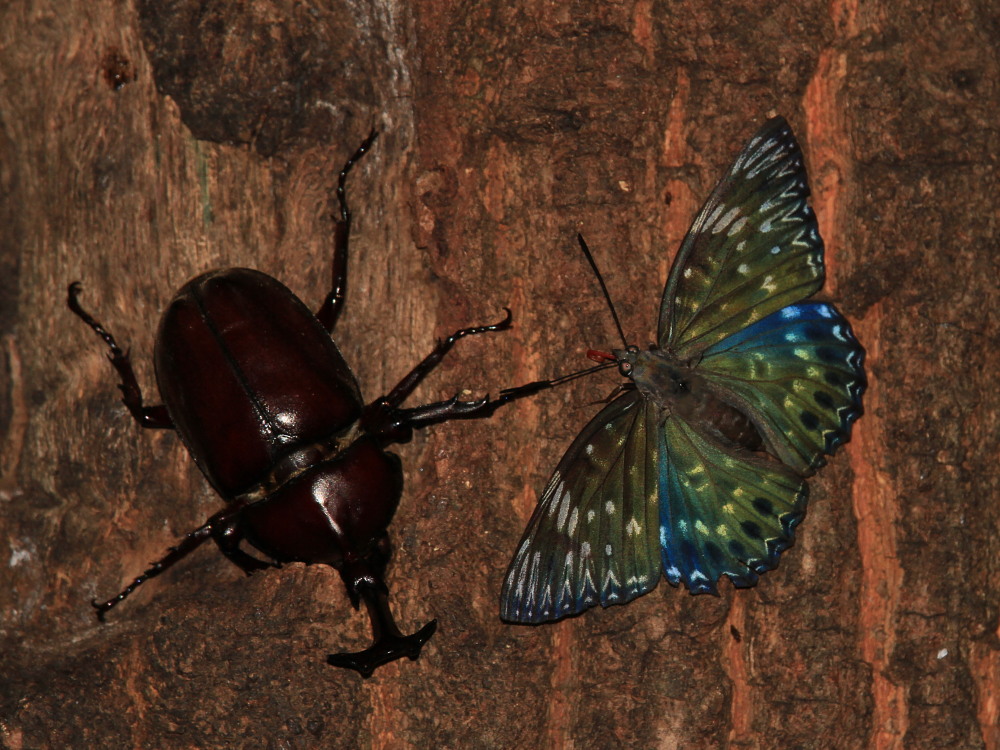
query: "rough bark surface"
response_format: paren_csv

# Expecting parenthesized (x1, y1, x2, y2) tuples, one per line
(1, 1, 997, 748)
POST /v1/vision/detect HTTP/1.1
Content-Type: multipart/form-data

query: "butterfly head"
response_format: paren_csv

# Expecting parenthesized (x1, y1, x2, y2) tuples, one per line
(611, 344, 641, 378)
(613, 346, 705, 412)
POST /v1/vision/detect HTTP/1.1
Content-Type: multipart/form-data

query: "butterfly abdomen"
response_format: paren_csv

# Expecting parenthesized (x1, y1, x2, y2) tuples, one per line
(626, 349, 764, 453)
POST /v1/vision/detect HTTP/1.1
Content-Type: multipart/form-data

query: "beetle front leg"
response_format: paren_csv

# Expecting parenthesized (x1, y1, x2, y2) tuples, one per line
(389, 377, 557, 430)
(68, 282, 172, 429)
(360, 304, 615, 438)
(384, 359, 618, 433)
(315, 130, 379, 333)
(381, 308, 515, 409)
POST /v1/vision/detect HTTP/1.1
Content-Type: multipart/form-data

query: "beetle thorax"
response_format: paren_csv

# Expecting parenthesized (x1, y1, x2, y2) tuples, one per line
(236, 421, 363, 505)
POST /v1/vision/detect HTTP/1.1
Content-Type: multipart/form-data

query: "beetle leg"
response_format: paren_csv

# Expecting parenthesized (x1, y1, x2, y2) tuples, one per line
(327, 581, 438, 678)
(209, 507, 280, 575)
(91, 521, 213, 620)
(316, 129, 379, 333)
(381, 308, 515, 409)
(67, 282, 173, 429)
(384, 360, 616, 432)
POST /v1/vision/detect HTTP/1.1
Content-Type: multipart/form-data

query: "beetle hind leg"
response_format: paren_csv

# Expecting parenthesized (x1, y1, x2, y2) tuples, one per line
(327, 582, 437, 678)
(91, 522, 213, 620)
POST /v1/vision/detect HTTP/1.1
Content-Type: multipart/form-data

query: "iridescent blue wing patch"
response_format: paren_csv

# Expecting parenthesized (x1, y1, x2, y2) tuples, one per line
(500, 392, 662, 624)
(659, 117, 825, 360)
(698, 302, 866, 476)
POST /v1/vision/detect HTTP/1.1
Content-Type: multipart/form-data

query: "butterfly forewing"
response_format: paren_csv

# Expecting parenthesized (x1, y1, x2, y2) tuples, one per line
(500, 392, 662, 624)
(659, 417, 807, 593)
(695, 302, 865, 475)
(659, 117, 824, 360)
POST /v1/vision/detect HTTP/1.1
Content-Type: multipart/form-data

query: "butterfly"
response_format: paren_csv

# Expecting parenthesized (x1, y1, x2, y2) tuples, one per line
(500, 116, 866, 623)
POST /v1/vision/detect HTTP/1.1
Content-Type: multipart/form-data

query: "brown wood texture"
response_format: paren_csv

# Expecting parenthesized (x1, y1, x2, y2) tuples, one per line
(1, 1, 997, 748)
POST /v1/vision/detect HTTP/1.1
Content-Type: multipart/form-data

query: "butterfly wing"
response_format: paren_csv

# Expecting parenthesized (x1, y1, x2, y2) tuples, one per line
(696, 302, 866, 476)
(659, 415, 807, 594)
(500, 388, 814, 621)
(500, 391, 663, 624)
(651, 119, 863, 588)
(660, 117, 825, 359)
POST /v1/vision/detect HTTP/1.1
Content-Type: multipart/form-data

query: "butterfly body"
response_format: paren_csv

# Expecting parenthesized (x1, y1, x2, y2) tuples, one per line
(502, 117, 865, 624)
(619, 346, 765, 452)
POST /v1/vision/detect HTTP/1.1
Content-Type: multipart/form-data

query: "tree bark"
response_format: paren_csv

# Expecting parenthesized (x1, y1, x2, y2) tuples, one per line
(1, 1, 997, 748)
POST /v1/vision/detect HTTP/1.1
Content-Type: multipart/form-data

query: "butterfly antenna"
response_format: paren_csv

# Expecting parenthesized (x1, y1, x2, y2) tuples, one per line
(548, 360, 619, 387)
(577, 234, 628, 347)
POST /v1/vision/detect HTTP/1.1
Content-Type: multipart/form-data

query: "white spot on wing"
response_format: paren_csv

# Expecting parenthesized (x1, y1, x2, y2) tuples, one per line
(556, 486, 572, 531)
(713, 205, 741, 233)
(602, 568, 621, 594)
(705, 202, 726, 228)
(542, 471, 559, 499)
(543, 477, 564, 517)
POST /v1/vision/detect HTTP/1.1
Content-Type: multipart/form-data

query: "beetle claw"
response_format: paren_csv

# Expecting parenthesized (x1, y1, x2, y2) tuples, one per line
(326, 619, 437, 678)
(91, 598, 111, 622)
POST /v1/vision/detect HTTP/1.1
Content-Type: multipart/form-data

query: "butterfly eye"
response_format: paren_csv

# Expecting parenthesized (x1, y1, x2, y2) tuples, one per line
(619, 361, 633, 376)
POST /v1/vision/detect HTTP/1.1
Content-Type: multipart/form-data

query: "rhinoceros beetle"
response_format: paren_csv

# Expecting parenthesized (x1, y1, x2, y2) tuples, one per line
(69, 132, 559, 677)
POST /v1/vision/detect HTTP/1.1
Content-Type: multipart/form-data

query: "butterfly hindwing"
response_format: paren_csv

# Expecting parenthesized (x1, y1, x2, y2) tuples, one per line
(659, 416, 808, 594)
(698, 302, 866, 476)
(500, 392, 662, 624)
(660, 117, 825, 359)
